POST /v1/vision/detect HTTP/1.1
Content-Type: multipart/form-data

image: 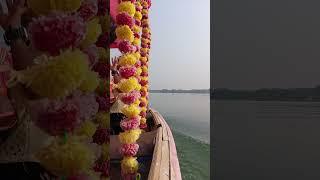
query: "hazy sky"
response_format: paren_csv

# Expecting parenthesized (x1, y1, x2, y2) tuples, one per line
(147, 0, 210, 90)
(215, 0, 320, 89)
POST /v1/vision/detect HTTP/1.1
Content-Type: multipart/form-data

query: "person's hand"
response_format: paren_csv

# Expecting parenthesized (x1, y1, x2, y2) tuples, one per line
(0, 0, 27, 29)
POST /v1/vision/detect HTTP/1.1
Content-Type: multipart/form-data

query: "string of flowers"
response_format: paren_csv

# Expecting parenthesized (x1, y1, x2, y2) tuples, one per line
(139, 0, 151, 130)
(13, 0, 107, 179)
(91, 0, 111, 179)
(114, 0, 143, 179)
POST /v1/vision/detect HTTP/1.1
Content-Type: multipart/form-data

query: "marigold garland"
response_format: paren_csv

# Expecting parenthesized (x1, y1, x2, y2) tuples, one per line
(22, 1, 109, 178)
(114, 0, 147, 178)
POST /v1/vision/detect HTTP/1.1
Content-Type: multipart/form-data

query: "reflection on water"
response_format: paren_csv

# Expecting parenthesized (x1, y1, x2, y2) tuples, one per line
(149, 93, 210, 180)
(214, 100, 320, 180)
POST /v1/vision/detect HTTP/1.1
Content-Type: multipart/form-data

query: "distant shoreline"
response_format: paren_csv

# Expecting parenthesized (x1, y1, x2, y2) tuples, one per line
(212, 87, 320, 101)
(150, 89, 210, 94)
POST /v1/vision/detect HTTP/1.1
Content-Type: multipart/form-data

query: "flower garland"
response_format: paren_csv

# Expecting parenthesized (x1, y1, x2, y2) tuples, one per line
(114, 0, 144, 179)
(20, 0, 108, 179)
(91, 0, 112, 178)
(138, 0, 151, 130)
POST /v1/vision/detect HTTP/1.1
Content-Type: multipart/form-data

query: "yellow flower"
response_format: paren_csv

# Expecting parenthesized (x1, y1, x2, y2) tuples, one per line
(28, 0, 82, 15)
(121, 104, 140, 118)
(134, 11, 142, 20)
(36, 136, 94, 176)
(132, 38, 141, 46)
(22, 49, 89, 99)
(116, 25, 134, 42)
(101, 143, 110, 160)
(135, 67, 142, 76)
(140, 57, 147, 64)
(100, 15, 110, 34)
(121, 156, 139, 174)
(81, 18, 102, 48)
(140, 107, 147, 113)
(79, 71, 99, 93)
(142, 9, 148, 15)
(117, 77, 140, 93)
(140, 118, 147, 124)
(96, 112, 110, 128)
(76, 121, 97, 138)
(141, 66, 148, 73)
(118, 1, 136, 17)
(133, 99, 140, 106)
(119, 129, 141, 144)
(118, 54, 137, 66)
(132, 25, 141, 33)
(133, 52, 141, 60)
(142, 27, 150, 34)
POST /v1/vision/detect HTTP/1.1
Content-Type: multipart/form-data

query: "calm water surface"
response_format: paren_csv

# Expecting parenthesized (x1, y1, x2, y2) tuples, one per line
(214, 100, 320, 180)
(149, 93, 210, 180)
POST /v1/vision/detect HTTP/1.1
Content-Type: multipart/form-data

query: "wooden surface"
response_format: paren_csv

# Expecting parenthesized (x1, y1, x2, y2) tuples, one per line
(148, 109, 182, 180)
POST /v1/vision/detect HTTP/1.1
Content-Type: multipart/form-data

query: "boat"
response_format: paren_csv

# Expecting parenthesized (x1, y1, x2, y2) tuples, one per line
(110, 109, 182, 180)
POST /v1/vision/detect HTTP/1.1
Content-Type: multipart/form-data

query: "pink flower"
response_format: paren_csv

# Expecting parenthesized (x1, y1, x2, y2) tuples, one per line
(93, 61, 110, 79)
(140, 111, 147, 118)
(135, 20, 141, 26)
(135, 61, 141, 68)
(96, 95, 110, 111)
(120, 143, 139, 156)
(36, 102, 80, 136)
(119, 66, 136, 79)
(77, 0, 98, 21)
(118, 40, 136, 54)
(97, 0, 108, 16)
(140, 91, 147, 97)
(120, 116, 140, 131)
(139, 123, 147, 129)
(116, 13, 134, 28)
(140, 79, 148, 86)
(120, 91, 141, 105)
(92, 127, 110, 145)
(96, 32, 109, 48)
(81, 45, 98, 66)
(29, 13, 85, 56)
(134, 33, 140, 39)
(139, 101, 146, 107)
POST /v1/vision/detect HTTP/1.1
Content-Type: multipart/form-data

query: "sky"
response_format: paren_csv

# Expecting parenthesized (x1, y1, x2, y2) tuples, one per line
(215, 0, 320, 90)
(112, 0, 211, 90)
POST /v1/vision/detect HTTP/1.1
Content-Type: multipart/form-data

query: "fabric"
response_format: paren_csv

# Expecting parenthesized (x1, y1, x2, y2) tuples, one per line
(110, 0, 119, 22)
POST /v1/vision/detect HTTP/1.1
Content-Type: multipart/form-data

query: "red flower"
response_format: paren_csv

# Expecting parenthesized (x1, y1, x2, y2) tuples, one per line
(77, 0, 98, 21)
(119, 66, 137, 79)
(116, 13, 134, 28)
(96, 32, 109, 48)
(93, 62, 110, 79)
(92, 127, 110, 145)
(118, 40, 136, 54)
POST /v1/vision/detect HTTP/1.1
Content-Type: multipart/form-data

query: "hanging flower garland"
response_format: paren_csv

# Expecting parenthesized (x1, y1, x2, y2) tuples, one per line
(138, 0, 151, 130)
(12, 0, 108, 179)
(91, 0, 112, 178)
(114, 0, 144, 179)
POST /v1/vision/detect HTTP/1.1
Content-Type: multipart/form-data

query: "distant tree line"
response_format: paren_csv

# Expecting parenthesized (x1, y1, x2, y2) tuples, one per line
(212, 86, 320, 101)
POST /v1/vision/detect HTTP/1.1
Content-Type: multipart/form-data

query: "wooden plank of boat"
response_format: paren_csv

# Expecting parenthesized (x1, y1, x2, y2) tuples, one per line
(148, 109, 182, 180)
